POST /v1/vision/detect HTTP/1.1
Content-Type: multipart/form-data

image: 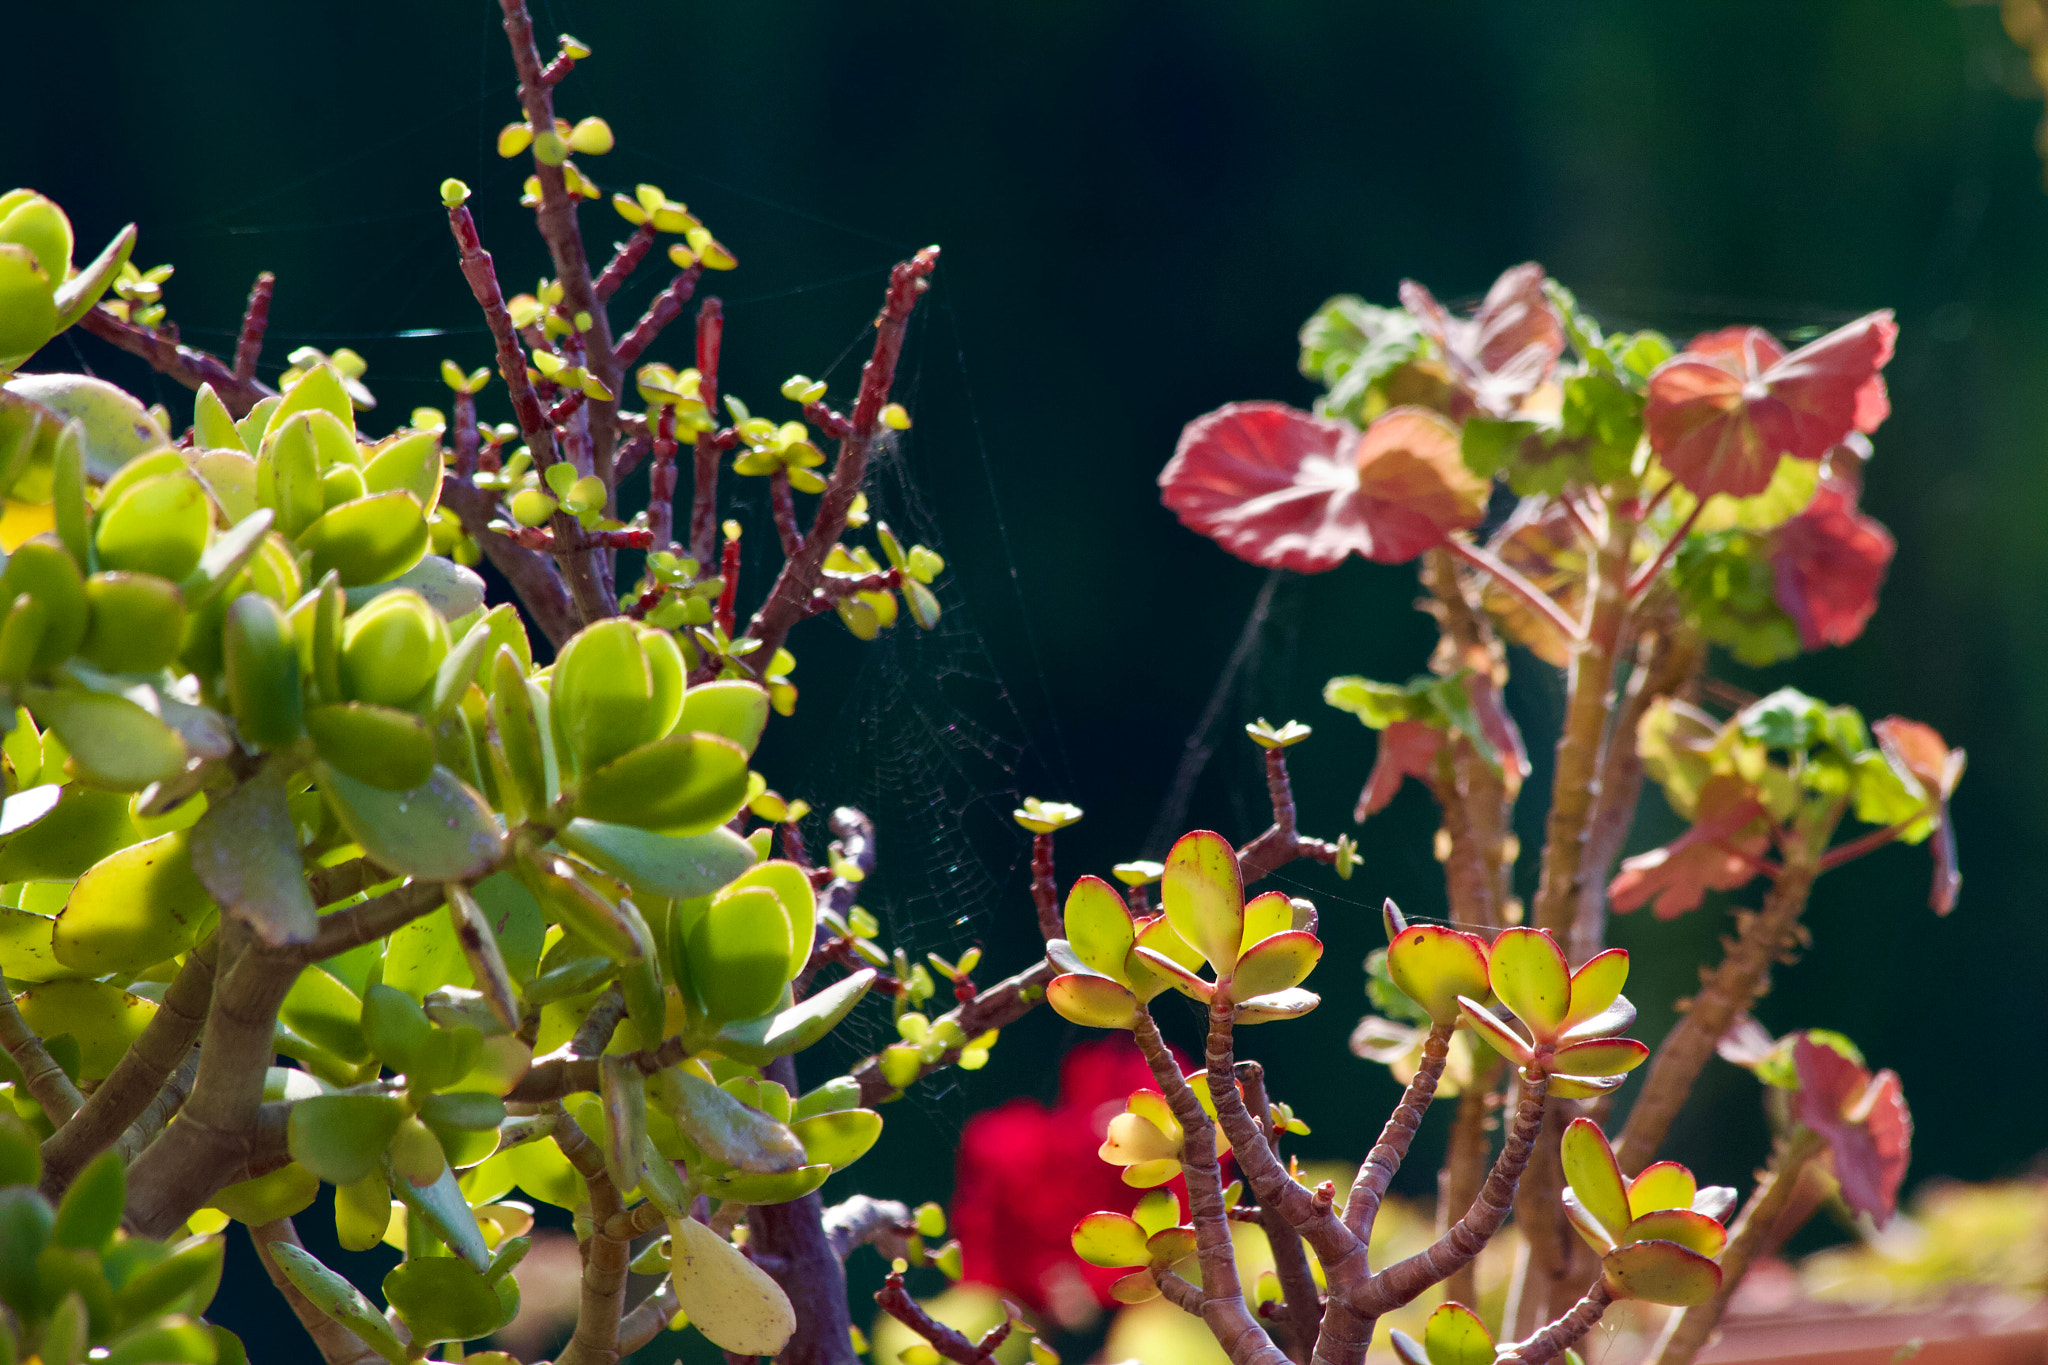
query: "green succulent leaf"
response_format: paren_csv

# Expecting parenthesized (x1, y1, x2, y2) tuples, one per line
(316, 762, 502, 881)
(712, 969, 875, 1065)
(288, 1095, 407, 1185)
(189, 769, 318, 948)
(556, 819, 756, 901)
(267, 1243, 408, 1365)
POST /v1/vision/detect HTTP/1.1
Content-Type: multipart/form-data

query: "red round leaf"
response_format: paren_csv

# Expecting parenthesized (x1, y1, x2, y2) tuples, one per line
(1770, 470, 1894, 650)
(1645, 311, 1897, 499)
(1793, 1036, 1912, 1226)
(1158, 402, 1485, 573)
(1398, 263, 1566, 418)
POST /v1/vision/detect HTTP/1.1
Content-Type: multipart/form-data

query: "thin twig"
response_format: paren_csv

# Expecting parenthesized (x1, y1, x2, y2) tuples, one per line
(1627, 498, 1705, 600)
(1445, 536, 1585, 646)
(0, 971, 83, 1124)
(78, 307, 274, 417)
(233, 272, 276, 382)
(876, 1272, 1015, 1365)
(614, 267, 703, 369)
(594, 223, 658, 303)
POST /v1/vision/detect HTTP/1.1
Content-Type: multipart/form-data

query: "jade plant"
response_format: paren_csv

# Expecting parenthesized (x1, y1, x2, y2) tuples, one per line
(0, 7, 1960, 1365)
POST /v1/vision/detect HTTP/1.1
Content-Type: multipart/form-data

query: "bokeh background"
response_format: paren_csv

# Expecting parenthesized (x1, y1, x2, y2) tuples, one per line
(9, 0, 2048, 1357)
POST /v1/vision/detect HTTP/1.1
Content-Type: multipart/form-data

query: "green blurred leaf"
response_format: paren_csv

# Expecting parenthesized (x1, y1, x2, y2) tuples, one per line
(189, 769, 317, 948)
(288, 1095, 406, 1185)
(316, 762, 501, 881)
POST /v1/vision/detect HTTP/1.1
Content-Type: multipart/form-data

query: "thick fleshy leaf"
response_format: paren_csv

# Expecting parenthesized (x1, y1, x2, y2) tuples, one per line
(1387, 1330, 1431, 1365)
(1065, 875, 1136, 983)
(1624, 1208, 1727, 1259)
(669, 1215, 797, 1356)
(1645, 313, 1896, 500)
(1602, 1239, 1723, 1307)
(1145, 1226, 1197, 1264)
(1099, 1112, 1180, 1167)
(1227, 929, 1321, 1001)
(1399, 263, 1565, 419)
(1457, 996, 1533, 1067)
(714, 970, 875, 1065)
(1046, 972, 1142, 1030)
(697, 1163, 831, 1204)
(720, 860, 816, 985)
(189, 769, 318, 947)
(1160, 829, 1244, 973)
(289, 1095, 407, 1185)
(1560, 1117, 1631, 1241)
(1771, 471, 1893, 651)
(685, 885, 794, 1025)
(306, 703, 434, 792)
(56, 829, 215, 973)
(0, 245, 56, 361)
(1793, 1035, 1912, 1224)
(1127, 1091, 1181, 1147)
(384, 1256, 508, 1345)
(1233, 987, 1320, 1024)
(677, 680, 770, 754)
(1130, 944, 1213, 1002)
(1561, 995, 1638, 1044)
(1552, 1037, 1649, 1077)
(1562, 948, 1629, 1030)
(299, 491, 431, 588)
(1562, 1188, 1618, 1255)
(1422, 1300, 1496, 1365)
(1549, 1073, 1629, 1100)
(573, 731, 750, 833)
(316, 762, 502, 881)
(1487, 927, 1571, 1039)
(210, 1162, 319, 1223)
(790, 1108, 882, 1169)
(388, 1155, 491, 1269)
(1071, 1211, 1150, 1269)
(1386, 924, 1490, 1027)
(267, 1244, 408, 1365)
(3, 373, 170, 481)
(1627, 1162, 1698, 1219)
(1693, 1186, 1739, 1222)
(28, 689, 186, 791)
(550, 620, 681, 774)
(654, 1067, 806, 1173)
(557, 819, 755, 901)
(1239, 890, 1294, 953)
(1108, 1269, 1160, 1305)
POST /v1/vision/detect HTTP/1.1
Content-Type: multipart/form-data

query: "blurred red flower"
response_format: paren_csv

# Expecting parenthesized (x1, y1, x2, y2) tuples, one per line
(1158, 402, 1488, 572)
(951, 1037, 1191, 1324)
(1645, 313, 1896, 499)
(1769, 467, 1895, 652)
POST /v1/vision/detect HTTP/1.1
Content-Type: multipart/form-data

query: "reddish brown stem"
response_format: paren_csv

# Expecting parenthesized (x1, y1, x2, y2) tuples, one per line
(1497, 1283, 1614, 1364)
(233, 272, 275, 382)
(771, 469, 803, 556)
(1628, 498, 1705, 600)
(1030, 831, 1059, 941)
(1238, 1061, 1323, 1364)
(876, 1272, 1013, 1365)
(745, 249, 939, 661)
(1818, 817, 1922, 871)
(78, 307, 274, 417)
(647, 404, 679, 555)
(690, 298, 725, 566)
(1345, 1023, 1453, 1241)
(1446, 536, 1584, 645)
(715, 533, 740, 636)
(594, 222, 658, 303)
(614, 267, 702, 369)
(1239, 745, 1341, 884)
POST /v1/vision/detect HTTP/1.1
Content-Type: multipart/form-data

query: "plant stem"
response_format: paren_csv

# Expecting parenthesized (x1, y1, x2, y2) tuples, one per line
(1613, 845, 1823, 1175)
(551, 1112, 631, 1365)
(1445, 537, 1584, 647)
(233, 272, 275, 382)
(690, 299, 725, 566)
(1345, 1023, 1453, 1242)
(1627, 498, 1704, 600)
(78, 307, 275, 416)
(1496, 1282, 1614, 1364)
(251, 1219, 386, 1365)
(876, 1271, 1013, 1364)
(1238, 1061, 1323, 1364)
(1437, 1058, 1506, 1307)
(1650, 1129, 1827, 1365)
(0, 971, 82, 1124)
(751, 1053, 860, 1365)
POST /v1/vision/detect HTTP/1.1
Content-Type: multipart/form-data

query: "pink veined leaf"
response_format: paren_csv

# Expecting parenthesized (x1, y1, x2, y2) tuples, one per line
(1645, 312, 1897, 499)
(1793, 1036, 1913, 1225)
(1355, 719, 1445, 821)
(1872, 715, 1964, 915)
(1770, 467, 1895, 650)
(1157, 402, 1487, 573)
(1609, 775, 1771, 919)
(1399, 262, 1566, 419)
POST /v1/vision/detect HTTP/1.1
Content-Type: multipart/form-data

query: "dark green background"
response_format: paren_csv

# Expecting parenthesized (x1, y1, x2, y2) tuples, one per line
(10, 0, 2046, 1356)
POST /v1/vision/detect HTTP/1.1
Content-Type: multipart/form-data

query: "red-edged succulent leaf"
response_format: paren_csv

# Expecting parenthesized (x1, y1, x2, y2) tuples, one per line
(1645, 312, 1896, 499)
(1145, 1226, 1198, 1265)
(1064, 875, 1137, 984)
(1387, 1330, 1432, 1365)
(1158, 401, 1484, 572)
(1071, 1211, 1150, 1268)
(1562, 1188, 1619, 1255)
(1627, 1162, 1697, 1219)
(1160, 829, 1244, 973)
(1386, 924, 1491, 1028)
(1108, 1270, 1160, 1304)
(1239, 890, 1294, 953)
(1562, 948, 1629, 1031)
(1609, 775, 1771, 919)
(1227, 929, 1321, 1002)
(1487, 927, 1571, 1040)
(1873, 716, 1964, 914)
(1421, 1301, 1495, 1365)
(1793, 1036, 1912, 1225)
(1770, 468, 1894, 650)
(1552, 1037, 1649, 1078)
(1624, 1208, 1727, 1259)
(1233, 987, 1320, 1025)
(1399, 263, 1566, 419)
(1131, 945, 1214, 1002)
(1356, 719, 1445, 821)
(1560, 1118, 1631, 1242)
(1692, 1186, 1739, 1222)
(1602, 1240, 1724, 1306)
(1457, 996, 1533, 1068)
(1046, 974, 1142, 1031)
(1559, 995, 1638, 1044)
(1549, 1073, 1629, 1100)
(1099, 1111, 1180, 1167)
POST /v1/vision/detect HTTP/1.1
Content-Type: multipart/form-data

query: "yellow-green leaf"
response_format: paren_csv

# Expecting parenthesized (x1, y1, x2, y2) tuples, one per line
(1160, 829, 1243, 973)
(56, 830, 215, 974)
(667, 1215, 797, 1356)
